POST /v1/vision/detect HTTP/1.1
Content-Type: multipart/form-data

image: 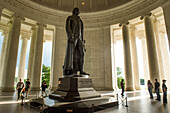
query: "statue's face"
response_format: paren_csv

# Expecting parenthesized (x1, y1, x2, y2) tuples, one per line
(73, 8, 80, 15)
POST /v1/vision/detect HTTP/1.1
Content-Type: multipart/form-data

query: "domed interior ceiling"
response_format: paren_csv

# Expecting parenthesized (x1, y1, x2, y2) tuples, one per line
(31, 0, 132, 12)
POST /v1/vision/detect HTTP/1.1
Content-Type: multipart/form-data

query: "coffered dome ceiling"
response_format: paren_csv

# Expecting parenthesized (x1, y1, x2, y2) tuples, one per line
(31, 0, 132, 12)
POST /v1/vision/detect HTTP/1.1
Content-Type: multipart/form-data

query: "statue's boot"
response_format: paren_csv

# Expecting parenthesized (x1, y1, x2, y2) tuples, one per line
(80, 71, 89, 75)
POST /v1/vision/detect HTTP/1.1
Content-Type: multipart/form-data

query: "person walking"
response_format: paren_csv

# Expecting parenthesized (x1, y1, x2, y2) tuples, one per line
(155, 79, 161, 101)
(41, 80, 47, 96)
(162, 79, 168, 104)
(25, 79, 30, 98)
(147, 80, 153, 99)
(121, 79, 125, 96)
(16, 78, 24, 100)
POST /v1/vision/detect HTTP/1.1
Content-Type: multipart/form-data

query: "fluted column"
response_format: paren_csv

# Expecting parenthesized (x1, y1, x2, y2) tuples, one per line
(0, 30, 8, 87)
(50, 26, 66, 90)
(130, 26, 140, 90)
(17, 36, 28, 82)
(27, 26, 37, 82)
(142, 14, 161, 84)
(141, 38, 150, 89)
(162, 1, 170, 50)
(120, 23, 135, 91)
(111, 31, 118, 90)
(30, 23, 46, 91)
(103, 26, 113, 90)
(1, 14, 24, 91)
(50, 26, 60, 90)
(153, 19, 165, 80)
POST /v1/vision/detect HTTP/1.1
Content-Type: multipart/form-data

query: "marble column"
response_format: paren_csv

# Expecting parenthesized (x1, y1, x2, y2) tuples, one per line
(121, 23, 135, 91)
(143, 14, 161, 84)
(50, 26, 66, 90)
(103, 26, 113, 91)
(50, 26, 60, 90)
(30, 23, 46, 91)
(130, 26, 140, 90)
(1, 14, 24, 91)
(17, 36, 28, 82)
(27, 26, 37, 82)
(153, 19, 165, 81)
(111, 30, 118, 90)
(141, 38, 150, 89)
(0, 31, 8, 87)
(159, 32, 170, 90)
(162, 1, 170, 50)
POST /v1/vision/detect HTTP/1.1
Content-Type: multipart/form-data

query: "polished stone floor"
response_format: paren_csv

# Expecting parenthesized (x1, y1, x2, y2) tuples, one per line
(0, 90, 169, 113)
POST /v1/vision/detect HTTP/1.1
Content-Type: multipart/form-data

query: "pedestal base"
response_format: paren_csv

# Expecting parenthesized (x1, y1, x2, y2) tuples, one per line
(30, 96, 118, 113)
(49, 76, 101, 101)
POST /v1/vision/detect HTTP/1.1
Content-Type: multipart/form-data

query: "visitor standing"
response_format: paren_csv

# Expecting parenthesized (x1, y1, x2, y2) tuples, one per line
(41, 80, 47, 96)
(162, 79, 168, 104)
(121, 79, 125, 96)
(155, 79, 161, 101)
(25, 79, 30, 98)
(16, 78, 24, 100)
(147, 80, 153, 99)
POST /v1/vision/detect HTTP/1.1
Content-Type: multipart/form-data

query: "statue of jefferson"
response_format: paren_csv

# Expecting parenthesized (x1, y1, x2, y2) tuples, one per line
(63, 8, 88, 75)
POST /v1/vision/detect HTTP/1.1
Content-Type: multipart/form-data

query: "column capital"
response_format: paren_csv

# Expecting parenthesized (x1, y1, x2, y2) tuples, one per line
(31, 25, 36, 31)
(119, 21, 129, 27)
(140, 12, 152, 20)
(2, 30, 8, 36)
(136, 30, 145, 39)
(129, 25, 137, 31)
(36, 22, 47, 28)
(12, 13, 25, 21)
(21, 33, 30, 39)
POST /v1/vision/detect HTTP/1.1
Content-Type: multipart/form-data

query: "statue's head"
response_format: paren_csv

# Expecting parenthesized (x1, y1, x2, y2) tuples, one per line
(72, 8, 80, 15)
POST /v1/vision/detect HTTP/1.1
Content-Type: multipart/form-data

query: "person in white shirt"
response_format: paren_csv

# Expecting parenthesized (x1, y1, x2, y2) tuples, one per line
(16, 78, 24, 100)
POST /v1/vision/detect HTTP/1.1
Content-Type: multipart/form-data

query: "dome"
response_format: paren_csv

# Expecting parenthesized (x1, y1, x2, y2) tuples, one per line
(31, 0, 132, 12)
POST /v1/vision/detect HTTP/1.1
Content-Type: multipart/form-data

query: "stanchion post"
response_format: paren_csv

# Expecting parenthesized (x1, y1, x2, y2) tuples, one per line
(92, 104, 94, 113)
(125, 97, 128, 107)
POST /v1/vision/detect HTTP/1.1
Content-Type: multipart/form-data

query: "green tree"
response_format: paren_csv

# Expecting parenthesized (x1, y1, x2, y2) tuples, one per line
(42, 64, 50, 88)
(116, 67, 122, 76)
(116, 67, 124, 89)
(117, 77, 124, 89)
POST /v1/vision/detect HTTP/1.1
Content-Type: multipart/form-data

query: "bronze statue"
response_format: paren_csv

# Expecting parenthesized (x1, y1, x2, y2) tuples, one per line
(63, 8, 88, 75)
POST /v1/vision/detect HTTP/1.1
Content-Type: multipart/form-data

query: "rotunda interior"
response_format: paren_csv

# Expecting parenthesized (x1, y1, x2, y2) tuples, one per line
(0, 0, 170, 112)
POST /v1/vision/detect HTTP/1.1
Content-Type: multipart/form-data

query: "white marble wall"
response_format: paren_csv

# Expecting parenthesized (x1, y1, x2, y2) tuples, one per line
(84, 27, 113, 91)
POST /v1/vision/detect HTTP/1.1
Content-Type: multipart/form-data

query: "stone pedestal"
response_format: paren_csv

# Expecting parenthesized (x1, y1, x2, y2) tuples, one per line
(49, 76, 101, 101)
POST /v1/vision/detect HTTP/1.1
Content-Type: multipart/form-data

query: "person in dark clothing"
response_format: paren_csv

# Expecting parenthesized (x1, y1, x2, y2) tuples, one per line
(25, 79, 30, 98)
(155, 79, 161, 101)
(41, 80, 47, 96)
(162, 79, 167, 104)
(121, 79, 125, 96)
(147, 80, 153, 99)
(16, 78, 24, 100)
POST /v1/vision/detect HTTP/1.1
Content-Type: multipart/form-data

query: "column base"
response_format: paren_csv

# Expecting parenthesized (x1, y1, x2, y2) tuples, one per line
(125, 87, 135, 91)
(0, 87, 15, 92)
(30, 87, 41, 91)
(135, 86, 141, 90)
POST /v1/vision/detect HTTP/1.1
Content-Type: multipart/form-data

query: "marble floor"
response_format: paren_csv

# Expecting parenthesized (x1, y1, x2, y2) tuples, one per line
(0, 90, 169, 113)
